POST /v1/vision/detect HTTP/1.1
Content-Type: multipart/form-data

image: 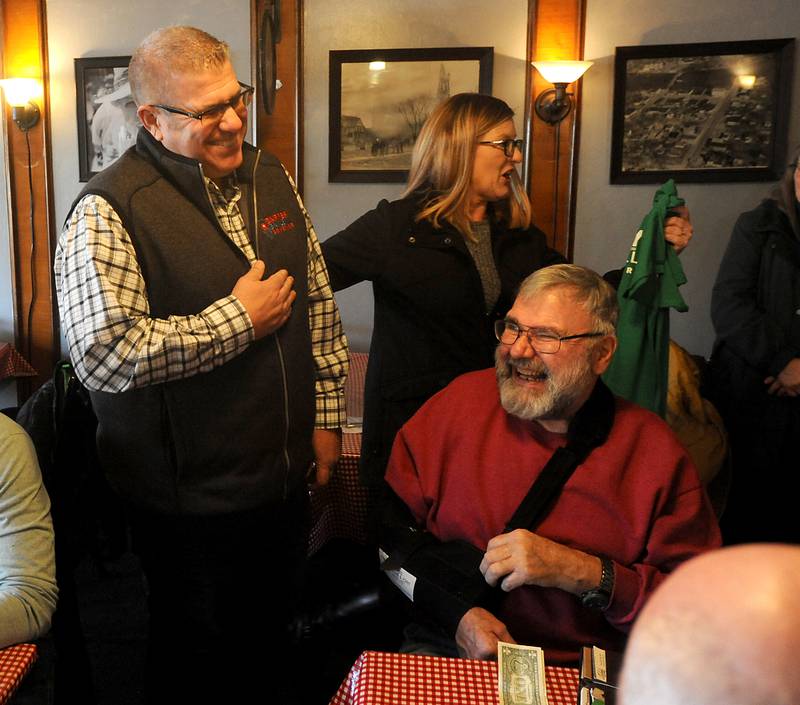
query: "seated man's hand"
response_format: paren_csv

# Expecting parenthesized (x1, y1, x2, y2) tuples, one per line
(664, 205, 693, 254)
(455, 607, 515, 660)
(232, 260, 296, 339)
(480, 529, 601, 595)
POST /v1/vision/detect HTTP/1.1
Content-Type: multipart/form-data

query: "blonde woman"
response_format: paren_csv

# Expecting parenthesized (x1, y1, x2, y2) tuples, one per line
(323, 94, 563, 486)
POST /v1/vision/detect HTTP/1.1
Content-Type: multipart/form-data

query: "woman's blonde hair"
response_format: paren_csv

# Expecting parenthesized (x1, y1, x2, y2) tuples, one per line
(403, 93, 531, 239)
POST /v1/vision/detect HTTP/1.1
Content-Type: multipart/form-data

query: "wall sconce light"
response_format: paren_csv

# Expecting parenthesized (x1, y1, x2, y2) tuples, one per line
(531, 60, 593, 124)
(0, 78, 41, 131)
(1, 77, 42, 370)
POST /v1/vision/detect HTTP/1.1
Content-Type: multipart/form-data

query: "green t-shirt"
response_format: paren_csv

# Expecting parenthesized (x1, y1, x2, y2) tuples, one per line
(603, 179, 688, 417)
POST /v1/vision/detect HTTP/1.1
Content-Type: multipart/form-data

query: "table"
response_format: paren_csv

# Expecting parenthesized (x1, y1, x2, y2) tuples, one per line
(308, 350, 373, 554)
(0, 343, 36, 382)
(330, 650, 579, 705)
(308, 431, 372, 555)
(0, 643, 38, 705)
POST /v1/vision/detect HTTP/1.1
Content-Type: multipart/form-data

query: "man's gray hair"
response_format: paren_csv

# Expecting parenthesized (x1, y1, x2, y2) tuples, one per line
(516, 264, 618, 336)
(128, 26, 230, 106)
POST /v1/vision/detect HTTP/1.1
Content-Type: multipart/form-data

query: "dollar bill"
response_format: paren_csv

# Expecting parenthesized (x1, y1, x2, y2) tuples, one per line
(498, 641, 548, 705)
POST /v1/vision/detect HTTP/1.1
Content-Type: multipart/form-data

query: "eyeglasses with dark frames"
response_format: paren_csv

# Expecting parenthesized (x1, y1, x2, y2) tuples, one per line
(494, 319, 604, 354)
(477, 138, 524, 158)
(153, 82, 255, 125)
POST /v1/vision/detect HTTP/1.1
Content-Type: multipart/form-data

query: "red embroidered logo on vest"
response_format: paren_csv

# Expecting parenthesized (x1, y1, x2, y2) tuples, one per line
(259, 210, 296, 236)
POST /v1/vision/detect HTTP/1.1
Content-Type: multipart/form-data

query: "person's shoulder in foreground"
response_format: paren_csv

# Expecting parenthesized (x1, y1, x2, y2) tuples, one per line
(621, 543, 800, 705)
(0, 413, 57, 649)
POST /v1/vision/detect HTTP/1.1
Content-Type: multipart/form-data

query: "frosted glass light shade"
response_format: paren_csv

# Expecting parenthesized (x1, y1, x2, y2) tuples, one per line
(0, 78, 40, 106)
(532, 61, 593, 84)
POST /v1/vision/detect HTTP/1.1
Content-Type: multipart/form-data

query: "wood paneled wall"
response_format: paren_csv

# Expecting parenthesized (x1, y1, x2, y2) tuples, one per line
(528, 0, 586, 259)
(251, 0, 303, 188)
(1, 0, 57, 402)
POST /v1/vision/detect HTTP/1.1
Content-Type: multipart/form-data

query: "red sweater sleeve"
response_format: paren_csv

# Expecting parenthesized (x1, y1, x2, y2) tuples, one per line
(606, 476, 721, 629)
(386, 429, 430, 525)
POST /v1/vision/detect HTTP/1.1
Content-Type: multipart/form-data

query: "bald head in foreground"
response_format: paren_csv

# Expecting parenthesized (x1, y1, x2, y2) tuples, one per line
(621, 544, 800, 705)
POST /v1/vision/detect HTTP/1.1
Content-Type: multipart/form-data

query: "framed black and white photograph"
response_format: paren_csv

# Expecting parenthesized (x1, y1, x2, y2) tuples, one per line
(610, 38, 794, 184)
(75, 56, 138, 182)
(329, 47, 493, 183)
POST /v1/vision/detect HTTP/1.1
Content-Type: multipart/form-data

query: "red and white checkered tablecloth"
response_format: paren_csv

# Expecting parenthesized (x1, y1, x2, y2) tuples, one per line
(0, 343, 36, 382)
(0, 643, 38, 705)
(546, 664, 581, 705)
(308, 432, 372, 555)
(344, 353, 368, 422)
(329, 650, 579, 705)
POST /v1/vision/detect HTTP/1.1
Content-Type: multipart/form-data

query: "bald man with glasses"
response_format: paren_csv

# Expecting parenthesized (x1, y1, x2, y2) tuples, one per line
(380, 264, 720, 666)
(55, 25, 347, 704)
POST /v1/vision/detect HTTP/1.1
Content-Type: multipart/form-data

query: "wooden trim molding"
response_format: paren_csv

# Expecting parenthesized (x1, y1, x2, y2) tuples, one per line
(251, 0, 303, 190)
(527, 0, 587, 259)
(1, 0, 58, 402)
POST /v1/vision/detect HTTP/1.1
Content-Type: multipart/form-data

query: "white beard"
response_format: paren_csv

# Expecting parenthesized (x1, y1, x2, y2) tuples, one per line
(495, 347, 595, 422)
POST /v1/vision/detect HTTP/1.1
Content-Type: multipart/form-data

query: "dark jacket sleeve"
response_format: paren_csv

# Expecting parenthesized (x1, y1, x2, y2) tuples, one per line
(378, 482, 489, 636)
(542, 242, 567, 268)
(711, 206, 799, 377)
(320, 199, 396, 291)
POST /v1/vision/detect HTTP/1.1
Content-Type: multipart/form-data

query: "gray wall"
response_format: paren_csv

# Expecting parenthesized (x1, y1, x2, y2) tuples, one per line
(304, 0, 529, 351)
(575, 0, 800, 357)
(0, 128, 15, 407)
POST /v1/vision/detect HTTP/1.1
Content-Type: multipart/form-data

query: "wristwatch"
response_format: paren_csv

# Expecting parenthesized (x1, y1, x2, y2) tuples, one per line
(580, 557, 615, 610)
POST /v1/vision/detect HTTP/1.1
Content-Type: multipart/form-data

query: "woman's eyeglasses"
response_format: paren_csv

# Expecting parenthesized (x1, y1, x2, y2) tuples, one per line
(477, 138, 524, 158)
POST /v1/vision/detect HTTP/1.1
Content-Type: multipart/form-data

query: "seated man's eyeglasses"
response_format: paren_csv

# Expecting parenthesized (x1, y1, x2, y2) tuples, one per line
(494, 319, 603, 354)
(477, 138, 524, 158)
(153, 82, 255, 125)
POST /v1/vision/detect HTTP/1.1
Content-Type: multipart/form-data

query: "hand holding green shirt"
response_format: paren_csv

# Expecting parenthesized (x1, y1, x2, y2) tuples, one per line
(603, 179, 688, 417)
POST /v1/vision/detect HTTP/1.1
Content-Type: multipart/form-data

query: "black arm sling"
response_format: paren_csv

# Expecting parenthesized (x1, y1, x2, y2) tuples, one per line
(504, 378, 615, 533)
(381, 380, 616, 612)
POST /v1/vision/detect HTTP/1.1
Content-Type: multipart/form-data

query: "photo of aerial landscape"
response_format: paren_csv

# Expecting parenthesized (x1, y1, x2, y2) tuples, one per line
(619, 51, 779, 173)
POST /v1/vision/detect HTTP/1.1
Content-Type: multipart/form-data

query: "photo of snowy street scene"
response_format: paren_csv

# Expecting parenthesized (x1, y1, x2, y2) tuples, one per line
(329, 48, 492, 182)
(340, 60, 479, 171)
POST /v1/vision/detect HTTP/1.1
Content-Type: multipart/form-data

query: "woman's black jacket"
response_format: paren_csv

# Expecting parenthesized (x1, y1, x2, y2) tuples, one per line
(322, 195, 564, 485)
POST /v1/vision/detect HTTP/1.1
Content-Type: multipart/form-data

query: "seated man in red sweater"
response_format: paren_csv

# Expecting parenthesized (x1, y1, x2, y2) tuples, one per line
(380, 263, 721, 665)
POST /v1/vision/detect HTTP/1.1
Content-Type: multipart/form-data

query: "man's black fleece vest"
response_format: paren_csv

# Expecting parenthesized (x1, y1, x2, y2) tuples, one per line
(71, 130, 315, 515)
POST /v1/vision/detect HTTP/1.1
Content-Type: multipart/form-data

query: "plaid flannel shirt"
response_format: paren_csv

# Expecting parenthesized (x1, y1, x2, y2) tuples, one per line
(54, 168, 348, 429)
